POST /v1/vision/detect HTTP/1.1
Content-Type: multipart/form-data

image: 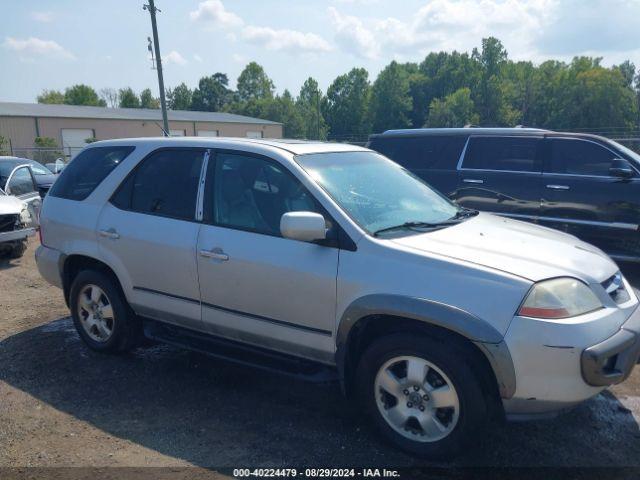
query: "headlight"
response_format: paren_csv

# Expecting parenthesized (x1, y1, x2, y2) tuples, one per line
(19, 206, 31, 225)
(518, 278, 603, 319)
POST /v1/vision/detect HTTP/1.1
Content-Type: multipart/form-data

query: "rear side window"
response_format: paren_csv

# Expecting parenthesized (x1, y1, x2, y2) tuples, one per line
(111, 149, 205, 221)
(548, 139, 617, 176)
(49, 146, 134, 201)
(463, 137, 541, 172)
(369, 136, 466, 170)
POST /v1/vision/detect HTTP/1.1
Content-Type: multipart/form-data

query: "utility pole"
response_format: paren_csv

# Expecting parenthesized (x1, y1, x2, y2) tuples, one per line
(144, 0, 169, 136)
(316, 88, 321, 141)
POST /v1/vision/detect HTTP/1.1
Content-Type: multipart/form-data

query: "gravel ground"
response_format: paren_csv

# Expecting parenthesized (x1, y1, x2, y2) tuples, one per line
(1, 239, 639, 472)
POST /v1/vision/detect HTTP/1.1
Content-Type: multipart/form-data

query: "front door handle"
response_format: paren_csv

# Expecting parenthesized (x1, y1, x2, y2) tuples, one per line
(99, 228, 120, 240)
(463, 178, 484, 184)
(546, 184, 570, 190)
(199, 248, 229, 261)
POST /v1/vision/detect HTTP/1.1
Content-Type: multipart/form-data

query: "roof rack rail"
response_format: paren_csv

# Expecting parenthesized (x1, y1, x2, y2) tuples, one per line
(463, 124, 480, 128)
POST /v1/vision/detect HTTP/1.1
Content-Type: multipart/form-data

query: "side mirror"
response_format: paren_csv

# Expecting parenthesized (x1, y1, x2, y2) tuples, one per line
(280, 211, 326, 242)
(610, 158, 634, 178)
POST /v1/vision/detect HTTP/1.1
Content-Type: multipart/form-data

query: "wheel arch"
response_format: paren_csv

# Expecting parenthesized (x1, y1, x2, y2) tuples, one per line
(335, 294, 516, 404)
(61, 254, 124, 307)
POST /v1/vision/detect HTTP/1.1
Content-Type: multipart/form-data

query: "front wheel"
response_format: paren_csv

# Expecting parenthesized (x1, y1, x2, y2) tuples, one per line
(357, 333, 488, 459)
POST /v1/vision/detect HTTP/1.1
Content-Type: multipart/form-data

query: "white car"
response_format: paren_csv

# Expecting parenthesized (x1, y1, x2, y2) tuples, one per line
(36, 138, 640, 458)
(0, 187, 34, 258)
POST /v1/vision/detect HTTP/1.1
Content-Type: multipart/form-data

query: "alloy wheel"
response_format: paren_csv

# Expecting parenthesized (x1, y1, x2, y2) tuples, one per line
(374, 355, 460, 442)
(77, 284, 115, 343)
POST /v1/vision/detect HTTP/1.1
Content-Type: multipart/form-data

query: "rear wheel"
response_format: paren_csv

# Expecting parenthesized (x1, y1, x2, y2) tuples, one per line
(70, 270, 140, 353)
(357, 333, 488, 459)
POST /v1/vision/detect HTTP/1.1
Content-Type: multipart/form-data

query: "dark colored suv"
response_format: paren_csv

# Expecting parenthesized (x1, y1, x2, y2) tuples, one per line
(368, 128, 640, 262)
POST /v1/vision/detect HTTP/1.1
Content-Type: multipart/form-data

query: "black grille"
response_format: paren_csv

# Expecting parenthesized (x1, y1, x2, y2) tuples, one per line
(602, 272, 630, 304)
(0, 214, 18, 233)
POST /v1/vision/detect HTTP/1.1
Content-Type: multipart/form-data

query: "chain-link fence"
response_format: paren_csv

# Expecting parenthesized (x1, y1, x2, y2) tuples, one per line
(4, 147, 73, 172)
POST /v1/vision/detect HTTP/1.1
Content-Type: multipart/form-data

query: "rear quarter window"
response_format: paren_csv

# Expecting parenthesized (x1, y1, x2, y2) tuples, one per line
(368, 136, 467, 171)
(48, 146, 135, 201)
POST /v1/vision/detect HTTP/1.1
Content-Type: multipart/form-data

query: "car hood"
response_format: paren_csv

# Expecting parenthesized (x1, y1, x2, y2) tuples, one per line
(390, 213, 618, 283)
(0, 195, 26, 215)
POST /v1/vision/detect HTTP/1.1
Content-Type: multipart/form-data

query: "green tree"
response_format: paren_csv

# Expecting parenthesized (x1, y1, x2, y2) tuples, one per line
(191, 74, 231, 112)
(139, 88, 160, 109)
(167, 83, 192, 110)
(237, 62, 275, 102)
(324, 68, 371, 139)
(118, 87, 140, 108)
(426, 88, 479, 127)
(262, 90, 305, 138)
(614, 60, 636, 89)
(34, 137, 63, 163)
(472, 37, 516, 125)
(297, 77, 328, 140)
(63, 84, 106, 106)
(411, 51, 481, 127)
(559, 62, 638, 130)
(37, 89, 65, 104)
(0, 136, 9, 155)
(369, 61, 412, 133)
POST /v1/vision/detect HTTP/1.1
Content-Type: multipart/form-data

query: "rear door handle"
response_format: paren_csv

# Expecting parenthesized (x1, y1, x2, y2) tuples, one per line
(463, 179, 484, 184)
(546, 184, 570, 190)
(99, 228, 120, 240)
(199, 248, 229, 261)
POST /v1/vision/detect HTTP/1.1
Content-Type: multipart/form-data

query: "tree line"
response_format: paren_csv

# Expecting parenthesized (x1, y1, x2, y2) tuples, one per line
(37, 37, 640, 140)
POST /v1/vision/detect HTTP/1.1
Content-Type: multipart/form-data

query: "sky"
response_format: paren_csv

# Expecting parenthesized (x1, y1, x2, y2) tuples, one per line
(2, 0, 640, 103)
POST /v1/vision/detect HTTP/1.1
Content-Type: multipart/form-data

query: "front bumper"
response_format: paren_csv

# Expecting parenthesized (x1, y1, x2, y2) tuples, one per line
(582, 304, 640, 386)
(503, 295, 639, 418)
(0, 227, 35, 243)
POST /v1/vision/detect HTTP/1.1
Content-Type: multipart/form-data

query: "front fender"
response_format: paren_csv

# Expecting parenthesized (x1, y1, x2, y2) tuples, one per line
(335, 294, 516, 399)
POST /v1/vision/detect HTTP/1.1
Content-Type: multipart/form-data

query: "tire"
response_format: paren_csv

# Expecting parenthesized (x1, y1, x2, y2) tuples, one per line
(69, 269, 140, 353)
(356, 333, 488, 459)
(7, 240, 27, 259)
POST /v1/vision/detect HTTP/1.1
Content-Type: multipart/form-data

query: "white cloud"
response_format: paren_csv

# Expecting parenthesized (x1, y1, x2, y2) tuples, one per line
(2, 36, 75, 60)
(329, 1, 553, 60)
(189, 0, 243, 29)
(242, 26, 332, 54)
(328, 7, 379, 59)
(232, 53, 247, 63)
(193, 54, 203, 63)
(31, 11, 54, 22)
(163, 50, 187, 66)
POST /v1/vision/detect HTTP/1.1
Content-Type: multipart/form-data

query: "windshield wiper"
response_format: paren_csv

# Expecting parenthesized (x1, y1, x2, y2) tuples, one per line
(450, 207, 479, 220)
(373, 221, 442, 237)
(373, 209, 479, 237)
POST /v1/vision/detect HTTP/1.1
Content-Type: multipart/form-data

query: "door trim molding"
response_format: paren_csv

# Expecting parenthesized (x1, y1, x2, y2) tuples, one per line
(133, 285, 333, 336)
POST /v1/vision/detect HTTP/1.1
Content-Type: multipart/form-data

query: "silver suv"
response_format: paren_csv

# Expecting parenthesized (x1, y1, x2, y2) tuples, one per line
(36, 138, 640, 458)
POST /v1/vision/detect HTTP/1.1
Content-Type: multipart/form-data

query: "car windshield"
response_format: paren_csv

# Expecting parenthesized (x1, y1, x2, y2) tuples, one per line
(296, 150, 467, 236)
(28, 161, 53, 175)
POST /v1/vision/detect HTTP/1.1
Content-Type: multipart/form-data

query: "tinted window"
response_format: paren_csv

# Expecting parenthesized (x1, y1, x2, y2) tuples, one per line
(549, 139, 617, 176)
(214, 153, 319, 236)
(49, 146, 134, 201)
(369, 136, 466, 170)
(7, 167, 35, 195)
(463, 137, 541, 172)
(112, 149, 204, 221)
